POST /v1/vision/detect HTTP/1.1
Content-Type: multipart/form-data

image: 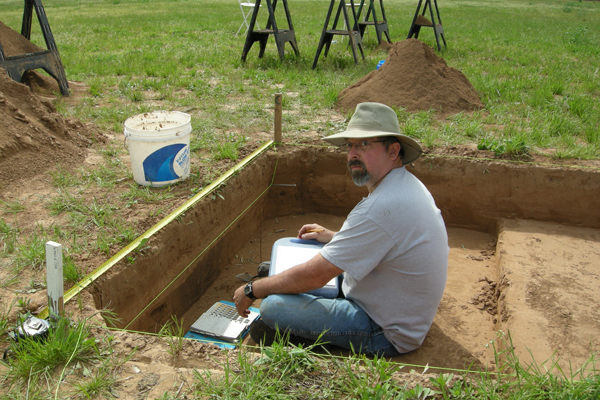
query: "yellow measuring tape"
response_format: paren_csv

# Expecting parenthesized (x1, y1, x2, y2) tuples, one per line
(37, 140, 275, 320)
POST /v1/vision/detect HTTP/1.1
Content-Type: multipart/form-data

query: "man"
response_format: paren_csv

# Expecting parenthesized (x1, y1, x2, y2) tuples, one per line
(233, 102, 448, 356)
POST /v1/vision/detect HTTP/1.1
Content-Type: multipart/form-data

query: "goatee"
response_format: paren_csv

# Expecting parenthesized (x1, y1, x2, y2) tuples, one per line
(348, 160, 370, 186)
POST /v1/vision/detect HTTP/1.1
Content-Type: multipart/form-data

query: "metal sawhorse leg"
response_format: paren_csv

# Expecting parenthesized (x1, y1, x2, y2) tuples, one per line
(407, 0, 446, 51)
(0, 0, 69, 95)
(356, 0, 391, 45)
(241, 0, 299, 62)
(312, 0, 365, 69)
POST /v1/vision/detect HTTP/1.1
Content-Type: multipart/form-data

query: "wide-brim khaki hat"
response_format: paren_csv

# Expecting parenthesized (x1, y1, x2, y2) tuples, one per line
(323, 102, 423, 164)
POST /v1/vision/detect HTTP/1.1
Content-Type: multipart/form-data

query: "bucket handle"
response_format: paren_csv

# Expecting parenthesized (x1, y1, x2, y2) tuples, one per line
(123, 136, 128, 152)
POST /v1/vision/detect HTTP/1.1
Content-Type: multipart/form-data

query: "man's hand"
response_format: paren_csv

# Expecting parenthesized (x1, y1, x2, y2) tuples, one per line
(298, 224, 335, 243)
(233, 284, 254, 317)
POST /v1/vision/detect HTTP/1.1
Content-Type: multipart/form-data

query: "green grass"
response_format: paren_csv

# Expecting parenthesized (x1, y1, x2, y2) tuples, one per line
(4, 316, 99, 385)
(190, 331, 600, 399)
(0, 0, 595, 159)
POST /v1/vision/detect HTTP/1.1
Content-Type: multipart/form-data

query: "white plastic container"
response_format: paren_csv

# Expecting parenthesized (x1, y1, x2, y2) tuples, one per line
(124, 111, 191, 187)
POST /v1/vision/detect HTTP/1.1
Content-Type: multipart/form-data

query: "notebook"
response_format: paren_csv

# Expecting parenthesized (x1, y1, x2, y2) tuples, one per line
(269, 237, 339, 298)
(188, 300, 259, 344)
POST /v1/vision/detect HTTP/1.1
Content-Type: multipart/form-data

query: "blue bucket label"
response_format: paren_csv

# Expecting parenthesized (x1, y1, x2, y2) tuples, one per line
(142, 144, 189, 183)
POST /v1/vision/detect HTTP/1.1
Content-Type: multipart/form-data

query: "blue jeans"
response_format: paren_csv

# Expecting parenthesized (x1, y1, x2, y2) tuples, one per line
(259, 293, 401, 357)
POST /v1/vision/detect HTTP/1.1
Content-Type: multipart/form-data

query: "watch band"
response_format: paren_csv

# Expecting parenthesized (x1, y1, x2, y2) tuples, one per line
(244, 281, 257, 300)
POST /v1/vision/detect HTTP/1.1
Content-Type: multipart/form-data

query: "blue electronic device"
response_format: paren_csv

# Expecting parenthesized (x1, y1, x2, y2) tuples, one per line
(269, 237, 339, 298)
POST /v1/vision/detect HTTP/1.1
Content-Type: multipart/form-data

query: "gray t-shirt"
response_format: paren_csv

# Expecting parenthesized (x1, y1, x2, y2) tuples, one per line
(320, 167, 449, 353)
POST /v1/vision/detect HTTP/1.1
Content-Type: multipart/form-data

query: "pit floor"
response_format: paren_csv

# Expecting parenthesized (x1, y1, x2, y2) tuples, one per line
(181, 213, 600, 373)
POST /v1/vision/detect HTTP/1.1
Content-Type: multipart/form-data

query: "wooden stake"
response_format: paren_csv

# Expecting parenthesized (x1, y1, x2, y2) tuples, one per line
(46, 241, 64, 318)
(274, 93, 282, 144)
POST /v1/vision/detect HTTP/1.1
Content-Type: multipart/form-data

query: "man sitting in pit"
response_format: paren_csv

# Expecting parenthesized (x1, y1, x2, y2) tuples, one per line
(233, 102, 449, 356)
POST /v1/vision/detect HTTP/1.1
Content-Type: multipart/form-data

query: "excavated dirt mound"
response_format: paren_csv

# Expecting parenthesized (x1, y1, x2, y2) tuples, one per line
(0, 20, 62, 94)
(0, 69, 102, 185)
(337, 39, 484, 116)
(0, 20, 103, 185)
(0, 20, 43, 57)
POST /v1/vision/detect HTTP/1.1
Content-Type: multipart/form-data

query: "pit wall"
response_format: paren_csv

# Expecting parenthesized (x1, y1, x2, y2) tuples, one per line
(91, 146, 600, 333)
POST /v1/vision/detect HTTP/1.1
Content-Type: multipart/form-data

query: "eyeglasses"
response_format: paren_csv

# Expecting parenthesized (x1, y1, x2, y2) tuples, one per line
(338, 140, 385, 151)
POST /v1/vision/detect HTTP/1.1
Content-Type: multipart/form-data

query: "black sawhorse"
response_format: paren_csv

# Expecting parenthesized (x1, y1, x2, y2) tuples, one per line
(241, 0, 299, 62)
(0, 0, 69, 95)
(312, 0, 365, 69)
(356, 0, 391, 45)
(407, 0, 446, 51)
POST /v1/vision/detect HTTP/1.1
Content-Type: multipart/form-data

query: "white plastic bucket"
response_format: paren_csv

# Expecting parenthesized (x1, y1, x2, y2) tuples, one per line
(124, 111, 192, 187)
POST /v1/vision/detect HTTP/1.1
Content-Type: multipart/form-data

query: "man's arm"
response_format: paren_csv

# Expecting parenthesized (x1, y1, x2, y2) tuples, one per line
(297, 224, 337, 243)
(233, 253, 342, 317)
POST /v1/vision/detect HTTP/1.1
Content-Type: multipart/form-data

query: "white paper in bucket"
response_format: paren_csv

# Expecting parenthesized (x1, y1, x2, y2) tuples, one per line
(124, 111, 192, 187)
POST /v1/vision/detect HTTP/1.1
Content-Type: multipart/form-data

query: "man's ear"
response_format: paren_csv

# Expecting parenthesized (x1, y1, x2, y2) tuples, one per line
(389, 142, 401, 160)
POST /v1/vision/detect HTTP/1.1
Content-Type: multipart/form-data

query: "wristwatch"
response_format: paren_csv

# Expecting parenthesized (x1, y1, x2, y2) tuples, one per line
(243, 281, 257, 300)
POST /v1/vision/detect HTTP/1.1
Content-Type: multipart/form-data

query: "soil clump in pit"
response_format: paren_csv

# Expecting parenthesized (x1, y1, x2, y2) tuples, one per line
(337, 39, 484, 116)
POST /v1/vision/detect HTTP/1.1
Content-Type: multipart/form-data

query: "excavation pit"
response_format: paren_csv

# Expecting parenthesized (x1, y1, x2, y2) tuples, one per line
(89, 145, 600, 371)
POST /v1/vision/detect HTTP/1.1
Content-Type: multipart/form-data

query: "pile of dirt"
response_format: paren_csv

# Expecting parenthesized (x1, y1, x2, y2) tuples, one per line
(0, 20, 102, 186)
(0, 69, 101, 185)
(0, 20, 62, 94)
(337, 39, 484, 116)
(0, 20, 43, 57)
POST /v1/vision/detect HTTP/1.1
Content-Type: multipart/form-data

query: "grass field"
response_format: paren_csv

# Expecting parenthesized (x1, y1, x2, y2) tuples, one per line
(1, 0, 599, 158)
(0, 0, 599, 398)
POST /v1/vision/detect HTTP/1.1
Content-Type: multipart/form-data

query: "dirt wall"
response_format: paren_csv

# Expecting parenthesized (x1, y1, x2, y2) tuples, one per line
(92, 146, 600, 332)
(414, 156, 600, 232)
(91, 158, 275, 332)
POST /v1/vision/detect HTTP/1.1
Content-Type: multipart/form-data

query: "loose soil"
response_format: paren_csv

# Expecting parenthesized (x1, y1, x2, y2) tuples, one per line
(1, 23, 599, 398)
(337, 39, 484, 116)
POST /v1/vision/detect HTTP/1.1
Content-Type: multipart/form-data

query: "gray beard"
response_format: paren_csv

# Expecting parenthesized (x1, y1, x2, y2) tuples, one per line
(348, 160, 370, 186)
(351, 171, 370, 186)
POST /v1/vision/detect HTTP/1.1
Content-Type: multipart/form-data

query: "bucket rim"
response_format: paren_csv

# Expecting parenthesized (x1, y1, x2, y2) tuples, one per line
(124, 110, 191, 133)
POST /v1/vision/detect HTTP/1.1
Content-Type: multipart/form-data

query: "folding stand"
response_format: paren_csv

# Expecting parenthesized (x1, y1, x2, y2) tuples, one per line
(407, 0, 446, 51)
(0, 0, 69, 95)
(241, 0, 300, 62)
(355, 0, 391, 45)
(236, 0, 260, 37)
(312, 0, 365, 69)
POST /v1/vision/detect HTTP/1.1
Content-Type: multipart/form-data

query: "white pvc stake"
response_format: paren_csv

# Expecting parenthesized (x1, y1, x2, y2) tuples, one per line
(46, 241, 64, 318)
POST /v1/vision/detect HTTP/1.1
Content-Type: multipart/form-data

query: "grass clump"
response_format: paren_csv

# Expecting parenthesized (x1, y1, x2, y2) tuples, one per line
(190, 330, 600, 399)
(1, 314, 129, 399)
(193, 332, 326, 399)
(158, 315, 186, 359)
(4, 316, 99, 386)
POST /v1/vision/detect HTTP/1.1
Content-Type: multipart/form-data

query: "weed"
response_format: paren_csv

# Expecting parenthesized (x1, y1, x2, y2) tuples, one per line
(213, 133, 247, 161)
(5, 316, 99, 385)
(478, 136, 530, 157)
(429, 373, 454, 399)
(48, 167, 80, 188)
(337, 350, 402, 399)
(0, 199, 25, 214)
(158, 315, 186, 358)
(0, 298, 15, 338)
(116, 225, 138, 245)
(121, 184, 175, 206)
(0, 217, 19, 254)
(63, 256, 83, 284)
(74, 365, 118, 399)
(15, 225, 49, 270)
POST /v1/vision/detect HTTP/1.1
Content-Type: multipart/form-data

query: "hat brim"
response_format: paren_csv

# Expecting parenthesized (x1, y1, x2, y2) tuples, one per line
(323, 130, 423, 164)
